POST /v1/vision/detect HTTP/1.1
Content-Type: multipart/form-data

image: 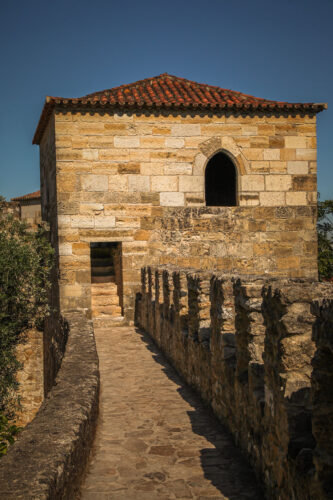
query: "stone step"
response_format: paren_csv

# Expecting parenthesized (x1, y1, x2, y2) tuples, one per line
(92, 305, 122, 317)
(93, 315, 126, 328)
(91, 266, 114, 275)
(91, 275, 115, 284)
(91, 283, 118, 295)
(91, 258, 113, 267)
(91, 279, 116, 286)
(92, 294, 120, 306)
(92, 301, 120, 310)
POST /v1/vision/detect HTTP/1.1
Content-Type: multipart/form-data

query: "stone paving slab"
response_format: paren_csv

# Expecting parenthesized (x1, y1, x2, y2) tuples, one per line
(80, 327, 264, 499)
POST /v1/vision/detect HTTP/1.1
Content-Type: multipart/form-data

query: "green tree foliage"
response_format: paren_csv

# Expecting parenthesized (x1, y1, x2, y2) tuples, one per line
(317, 199, 333, 281)
(0, 414, 20, 456)
(0, 212, 54, 420)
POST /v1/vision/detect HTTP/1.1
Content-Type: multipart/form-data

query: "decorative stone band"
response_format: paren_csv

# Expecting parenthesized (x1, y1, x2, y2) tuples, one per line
(0, 311, 99, 499)
(136, 266, 333, 500)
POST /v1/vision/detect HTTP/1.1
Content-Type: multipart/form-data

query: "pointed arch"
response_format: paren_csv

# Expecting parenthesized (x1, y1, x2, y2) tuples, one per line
(205, 151, 238, 207)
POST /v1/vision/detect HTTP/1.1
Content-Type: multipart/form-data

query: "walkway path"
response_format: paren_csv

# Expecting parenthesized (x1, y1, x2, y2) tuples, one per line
(80, 326, 263, 499)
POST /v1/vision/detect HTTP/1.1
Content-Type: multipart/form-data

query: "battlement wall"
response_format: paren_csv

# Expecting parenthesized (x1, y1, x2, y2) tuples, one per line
(0, 312, 99, 499)
(136, 266, 333, 499)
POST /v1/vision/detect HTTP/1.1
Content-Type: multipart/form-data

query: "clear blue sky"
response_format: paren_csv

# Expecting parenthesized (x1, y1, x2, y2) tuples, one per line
(0, 0, 332, 200)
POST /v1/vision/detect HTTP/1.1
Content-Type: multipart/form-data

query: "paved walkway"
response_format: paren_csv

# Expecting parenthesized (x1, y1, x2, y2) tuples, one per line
(80, 327, 263, 499)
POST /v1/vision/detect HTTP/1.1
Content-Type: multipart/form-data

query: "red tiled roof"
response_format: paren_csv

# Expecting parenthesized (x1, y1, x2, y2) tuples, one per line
(11, 190, 41, 201)
(33, 73, 327, 144)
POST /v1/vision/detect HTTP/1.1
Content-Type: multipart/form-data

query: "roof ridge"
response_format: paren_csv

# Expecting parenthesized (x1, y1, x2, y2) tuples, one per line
(84, 73, 172, 98)
(83, 73, 250, 99)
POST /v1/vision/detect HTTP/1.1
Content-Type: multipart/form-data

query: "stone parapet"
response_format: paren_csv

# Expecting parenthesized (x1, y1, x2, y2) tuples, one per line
(0, 311, 99, 499)
(136, 266, 332, 499)
(14, 328, 44, 427)
(311, 299, 333, 499)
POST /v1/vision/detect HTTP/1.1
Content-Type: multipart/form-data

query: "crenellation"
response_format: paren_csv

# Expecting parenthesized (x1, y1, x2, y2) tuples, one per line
(136, 266, 332, 499)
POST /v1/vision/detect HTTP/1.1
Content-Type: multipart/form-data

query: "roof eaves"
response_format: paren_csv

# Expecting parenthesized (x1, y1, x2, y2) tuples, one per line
(32, 89, 327, 144)
(32, 99, 55, 145)
(11, 190, 41, 202)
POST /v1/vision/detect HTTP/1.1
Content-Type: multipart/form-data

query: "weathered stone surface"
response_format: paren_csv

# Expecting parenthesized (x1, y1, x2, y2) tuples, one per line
(81, 174, 108, 192)
(178, 175, 203, 193)
(39, 108, 321, 325)
(288, 160, 309, 174)
(241, 174, 265, 192)
(259, 191, 285, 206)
(199, 136, 222, 157)
(160, 191, 185, 206)
(136, 266, 333, 499)
(311, 299, 333, 500)
(14, 328, 44, 427)
(292, 174, 317, 191)
(80, 325, 263, 500)
(151, 175, 178, 192)
(265, 174, 292, 191)
(0, 312, 99, 500)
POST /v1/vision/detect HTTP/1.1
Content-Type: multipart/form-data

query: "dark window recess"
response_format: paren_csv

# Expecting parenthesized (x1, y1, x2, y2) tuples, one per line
(205, 152, 237, 206)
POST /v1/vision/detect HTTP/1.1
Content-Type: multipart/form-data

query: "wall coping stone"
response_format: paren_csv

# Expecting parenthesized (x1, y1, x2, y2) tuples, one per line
(0, 311, 99, 499)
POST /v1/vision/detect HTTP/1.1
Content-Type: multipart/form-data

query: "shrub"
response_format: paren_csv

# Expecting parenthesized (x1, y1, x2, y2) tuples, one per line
(317, 199, 333, 281)
(0, 413, 20, 456)
(0, 211, 54, 418)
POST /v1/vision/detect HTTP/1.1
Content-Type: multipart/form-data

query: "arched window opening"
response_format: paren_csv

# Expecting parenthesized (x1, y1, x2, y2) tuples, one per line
(205, 152, 237, 206)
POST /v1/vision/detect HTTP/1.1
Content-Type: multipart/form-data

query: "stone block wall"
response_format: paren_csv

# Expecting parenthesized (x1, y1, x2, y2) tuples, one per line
(147, 205, 318, 278)
(39, 116, 68, 393)
(52, 203, 317, 322)
(20, 201, 42, 229)
(311, 299, 333, 499)
(43, 311, 68, 395)
(14, 314, 68, 426)
(38, 108, 319, 320)
(136, 266, 332, 499)
(53, 109, 318, 209)
(15, 328, 44, 427)
(0, 312, 99, 499)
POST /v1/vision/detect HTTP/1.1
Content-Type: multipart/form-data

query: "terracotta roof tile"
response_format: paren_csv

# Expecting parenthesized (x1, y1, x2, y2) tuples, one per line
(11, 190, 41, 201)
(33, 73, 327, 144)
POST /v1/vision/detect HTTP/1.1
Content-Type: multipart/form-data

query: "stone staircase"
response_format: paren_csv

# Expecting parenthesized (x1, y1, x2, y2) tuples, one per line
(91, 246, 125, 328)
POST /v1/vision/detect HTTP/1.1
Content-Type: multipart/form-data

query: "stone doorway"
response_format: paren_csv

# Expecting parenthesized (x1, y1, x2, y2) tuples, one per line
(90, 242, 124, 326)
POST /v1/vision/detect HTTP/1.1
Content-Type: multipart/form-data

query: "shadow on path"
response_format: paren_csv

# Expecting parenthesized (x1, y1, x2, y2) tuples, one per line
(135, 327, 264, 500)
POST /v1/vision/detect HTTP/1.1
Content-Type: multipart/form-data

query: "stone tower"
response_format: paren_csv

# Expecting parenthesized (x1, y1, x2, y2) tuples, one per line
(33, 73, 327, 322)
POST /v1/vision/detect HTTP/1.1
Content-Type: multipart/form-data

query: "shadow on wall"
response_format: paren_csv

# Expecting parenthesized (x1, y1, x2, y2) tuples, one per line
(311, 299, 333, 499)
(135, 266, 333, 499)
(134, 327, 264, 499)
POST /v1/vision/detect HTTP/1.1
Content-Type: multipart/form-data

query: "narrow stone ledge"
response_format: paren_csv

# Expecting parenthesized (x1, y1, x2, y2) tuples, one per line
(0, 311, 99, 499)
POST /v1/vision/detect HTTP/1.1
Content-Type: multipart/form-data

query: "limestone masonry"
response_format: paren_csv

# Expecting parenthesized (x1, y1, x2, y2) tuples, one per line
(27, 74, 332, 497)
(11, 191, 41, 230)
(33, 73, 326, 323)
(136, 266, 332, 499)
